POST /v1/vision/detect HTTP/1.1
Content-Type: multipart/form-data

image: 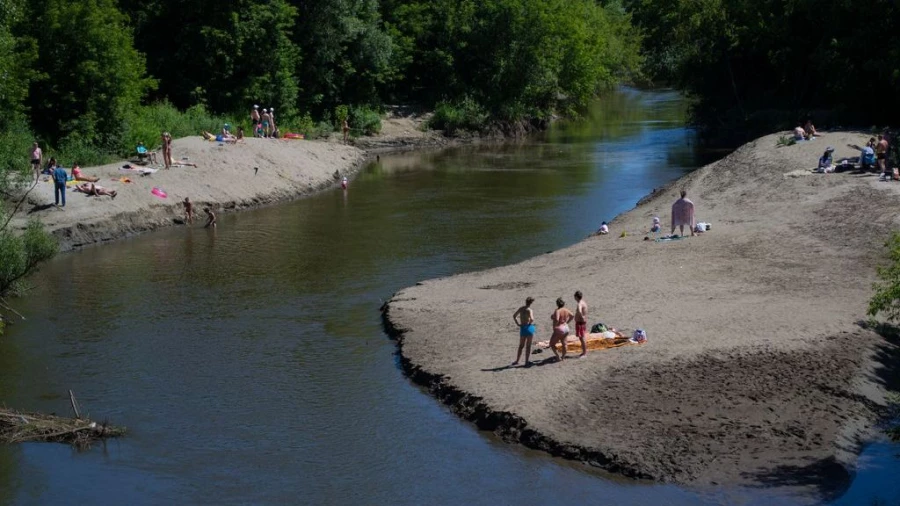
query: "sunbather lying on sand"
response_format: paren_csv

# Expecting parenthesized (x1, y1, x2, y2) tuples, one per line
(74, 183, 117, 199)
(71, 163, 99, 182)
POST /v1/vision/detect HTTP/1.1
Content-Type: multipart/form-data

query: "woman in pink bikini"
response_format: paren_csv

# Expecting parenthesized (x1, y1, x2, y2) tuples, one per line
(549, 297, 574, 362)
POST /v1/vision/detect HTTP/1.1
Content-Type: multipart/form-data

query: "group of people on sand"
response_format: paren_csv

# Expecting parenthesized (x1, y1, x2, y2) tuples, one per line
(597, 190, 698, 238)
(202, 124, 245, 144)
(30, 144, 116, 207)
(250, 105, 278, 138)
(512, 291, 589, 367)
(793, 119, 820, 141)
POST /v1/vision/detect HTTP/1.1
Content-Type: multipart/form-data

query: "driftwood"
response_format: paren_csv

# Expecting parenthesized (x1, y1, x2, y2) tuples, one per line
(0, 407, 125, 448)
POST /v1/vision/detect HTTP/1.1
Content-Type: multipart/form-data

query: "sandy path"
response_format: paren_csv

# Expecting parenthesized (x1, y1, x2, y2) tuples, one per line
(10, 137, 364, 251)
(383, 132, 900, 492)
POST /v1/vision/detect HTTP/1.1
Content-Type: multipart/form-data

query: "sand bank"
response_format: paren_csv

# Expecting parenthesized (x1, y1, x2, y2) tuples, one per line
(9, 137, 364, 251)
(383, 132, 900, 491)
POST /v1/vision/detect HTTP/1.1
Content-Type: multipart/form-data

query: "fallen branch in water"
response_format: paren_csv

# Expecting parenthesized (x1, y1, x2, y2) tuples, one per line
(0, 407, 125, 448)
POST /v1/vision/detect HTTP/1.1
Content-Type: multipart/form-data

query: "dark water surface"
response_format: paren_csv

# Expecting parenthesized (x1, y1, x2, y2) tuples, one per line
(1, 89, 897, 505)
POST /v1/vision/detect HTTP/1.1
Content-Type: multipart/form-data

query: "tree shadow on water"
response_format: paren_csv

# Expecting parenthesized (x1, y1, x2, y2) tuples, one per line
(740, 456, 853, 502)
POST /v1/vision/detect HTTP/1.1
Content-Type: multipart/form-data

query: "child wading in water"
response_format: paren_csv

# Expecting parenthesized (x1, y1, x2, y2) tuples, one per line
(512, 297, 536, 366)
(204, 207, 217, 228)
(183, 197, 194, 224)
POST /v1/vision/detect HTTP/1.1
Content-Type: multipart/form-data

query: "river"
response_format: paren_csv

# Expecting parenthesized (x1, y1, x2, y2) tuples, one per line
(1, 88, 897, 505)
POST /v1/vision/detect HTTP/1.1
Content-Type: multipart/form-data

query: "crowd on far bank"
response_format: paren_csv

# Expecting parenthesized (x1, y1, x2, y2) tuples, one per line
(794, 120, 895, 181)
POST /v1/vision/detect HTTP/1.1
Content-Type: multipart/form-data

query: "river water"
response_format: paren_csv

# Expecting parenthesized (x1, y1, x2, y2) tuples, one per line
(1, 88, 897, 505)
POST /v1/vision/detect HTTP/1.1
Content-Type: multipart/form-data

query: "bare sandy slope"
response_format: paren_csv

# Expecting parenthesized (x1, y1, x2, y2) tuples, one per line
(10, 137, 365, 250)
(383, 132, 900, 493)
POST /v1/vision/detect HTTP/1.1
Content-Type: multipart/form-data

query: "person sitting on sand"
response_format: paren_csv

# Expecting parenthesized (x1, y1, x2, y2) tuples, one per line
(548, 298, 574, 362)
(598, 221, 609, 235)
(201, 131, 216, 141)
(71, 162, 99, 183)
(512, 296, 536, 366)
(74, 182, 117, 199)
(671, 189, 695, 237)
(650, 216, 661, 233)
(225, 127, 245, 144)
(44, 157, 57, 175)
(793, 126, 807, 141)
(137, 141, 158, 165)
(804, 119, 818, 138)
(183, 197, 194, 224)
(204, 207, 217, 228)
(817, 147, 835, 172)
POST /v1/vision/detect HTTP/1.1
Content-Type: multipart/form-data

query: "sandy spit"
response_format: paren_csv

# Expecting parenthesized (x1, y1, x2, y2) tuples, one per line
(382, 131, 900, 493)
(8, 111, 453, 251)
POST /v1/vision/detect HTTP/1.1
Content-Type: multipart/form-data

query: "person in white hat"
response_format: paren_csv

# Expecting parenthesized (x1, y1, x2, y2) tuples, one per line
(251, 105, 260, 137)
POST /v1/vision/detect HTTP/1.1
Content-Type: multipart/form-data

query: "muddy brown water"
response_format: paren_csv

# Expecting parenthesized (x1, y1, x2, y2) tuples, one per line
(1, 88, 896, 505)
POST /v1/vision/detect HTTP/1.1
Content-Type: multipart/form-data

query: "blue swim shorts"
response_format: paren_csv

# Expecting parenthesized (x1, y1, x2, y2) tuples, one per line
(520, 324, 536, 338)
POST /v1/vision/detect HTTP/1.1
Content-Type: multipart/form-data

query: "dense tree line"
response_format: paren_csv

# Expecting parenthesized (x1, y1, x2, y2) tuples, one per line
(626, 0, 900, 145)
(0, 0, 640, 172)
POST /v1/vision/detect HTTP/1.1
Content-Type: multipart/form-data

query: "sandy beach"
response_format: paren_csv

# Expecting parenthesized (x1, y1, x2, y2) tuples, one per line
(10, 137, 364, 251)
(382, 132, 900, 491)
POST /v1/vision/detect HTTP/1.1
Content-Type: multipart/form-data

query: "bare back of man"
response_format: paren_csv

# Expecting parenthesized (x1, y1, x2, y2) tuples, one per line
(574, 291, 588, 357)
(513, 297, 536, 366)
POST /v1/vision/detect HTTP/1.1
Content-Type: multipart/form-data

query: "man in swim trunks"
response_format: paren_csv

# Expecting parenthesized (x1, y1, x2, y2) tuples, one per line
(251, 105, 260, 136)
(549, 297, 574, 362)
(574, 291, 588, 357)
(877, 135, 889, 180)
(183, 197, 194, 224)
(512, 296, 536, 366)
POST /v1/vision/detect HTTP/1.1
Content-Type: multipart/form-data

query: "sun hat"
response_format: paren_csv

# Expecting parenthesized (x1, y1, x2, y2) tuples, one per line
(263, 108, 268, 112)
(826, 146, 835, 152)
(253, 104, 259, 109)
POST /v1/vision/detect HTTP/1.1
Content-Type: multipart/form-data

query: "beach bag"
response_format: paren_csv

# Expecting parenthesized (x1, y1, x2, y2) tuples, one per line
(590, 323, 608, 334)
(631, 329, 647, 343)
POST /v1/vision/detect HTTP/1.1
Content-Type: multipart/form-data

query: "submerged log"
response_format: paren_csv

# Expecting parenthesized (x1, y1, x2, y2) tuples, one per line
(0, 407, 125, 448)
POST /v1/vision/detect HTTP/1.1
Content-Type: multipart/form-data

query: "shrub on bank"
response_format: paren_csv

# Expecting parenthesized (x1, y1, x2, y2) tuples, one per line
(869, 231, 900, 322)
(349, 106, 382, 136)
(428, 97, 489, 135)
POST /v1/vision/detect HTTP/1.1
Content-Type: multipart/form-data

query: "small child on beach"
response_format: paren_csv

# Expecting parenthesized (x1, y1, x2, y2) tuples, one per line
(650, 217, 661, 233)
(204, 207, 216, 228)
(183, 197, 194, 224)
(598, 222, 609, 235)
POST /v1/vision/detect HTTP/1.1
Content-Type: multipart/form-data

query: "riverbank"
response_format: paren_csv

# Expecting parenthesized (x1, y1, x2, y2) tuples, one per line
(7, 110, 463, 251)
(382, 131, 900, 492)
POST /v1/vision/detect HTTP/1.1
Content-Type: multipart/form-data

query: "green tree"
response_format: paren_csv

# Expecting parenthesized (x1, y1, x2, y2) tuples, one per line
(869, 232, 900, 322)
(0, 212, 58, 325)
(293, 0, 396, 114)
(24, 0, 153, 150)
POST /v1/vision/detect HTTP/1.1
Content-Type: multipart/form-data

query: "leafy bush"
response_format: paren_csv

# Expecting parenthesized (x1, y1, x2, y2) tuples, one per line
(428, 97, 489, 135)
(348, 106, 382, 136)
(0, 216, 58, 298)
(0, 118, 35, 193)
(776, 135, 797, 148)
(869, 232, 900, 322)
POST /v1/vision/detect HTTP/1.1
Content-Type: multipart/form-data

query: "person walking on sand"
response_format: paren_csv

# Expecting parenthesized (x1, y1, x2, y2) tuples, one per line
(574, 291, 588, 357)
(52, 162, 68, 208)
(671, 189, 695, 237)
(549, 298, 574, 362)
(204, 207, 217, 228)
(877, 134, 890, 181)
(183, 197, 194, 224)
(342, 118, 350, 144)
(512, 297, 536, 366)
(30, 142, 43, 182)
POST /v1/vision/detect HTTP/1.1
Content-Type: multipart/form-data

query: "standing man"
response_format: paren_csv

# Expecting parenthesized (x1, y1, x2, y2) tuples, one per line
(574, 291, 588, 357)
(204, 207, 217, 228)
(183, 197, 194, 225)
(671, 189, 695, 237)
(30, 142, 43, 182)
(161, 131, 170, 169)
(52, 162, 68, 207)
(342, 118, 350, 144)
(877, 134, 890, 180)
(251, 105, 260, 137)
(269, 108, 277, 138)
(512, 296, 536, 366)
